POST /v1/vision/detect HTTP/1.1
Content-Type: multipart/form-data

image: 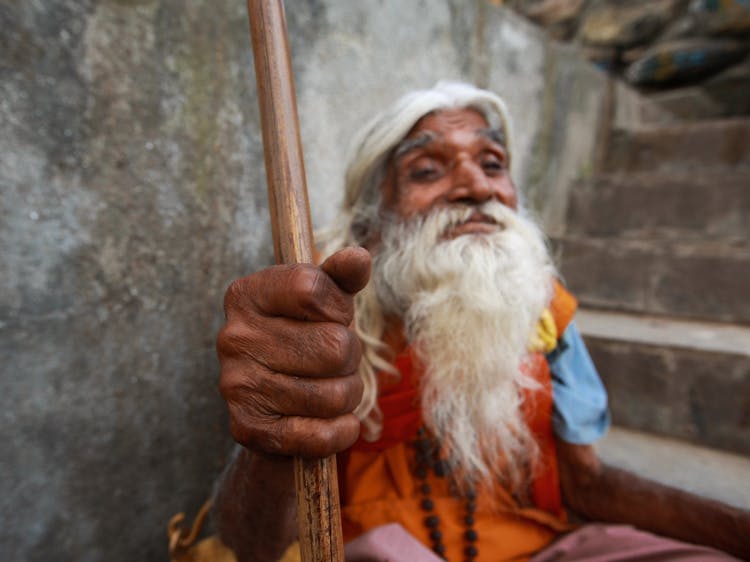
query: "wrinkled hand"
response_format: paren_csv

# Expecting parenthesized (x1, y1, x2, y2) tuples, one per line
(217, 246, 371, 458)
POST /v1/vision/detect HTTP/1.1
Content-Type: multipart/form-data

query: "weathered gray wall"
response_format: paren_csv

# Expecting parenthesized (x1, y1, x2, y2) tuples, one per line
(0, 1, 608, 560)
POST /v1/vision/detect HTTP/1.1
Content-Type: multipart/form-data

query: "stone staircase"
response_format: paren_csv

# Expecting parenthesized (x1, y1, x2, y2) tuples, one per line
(553, 112, 750, 508)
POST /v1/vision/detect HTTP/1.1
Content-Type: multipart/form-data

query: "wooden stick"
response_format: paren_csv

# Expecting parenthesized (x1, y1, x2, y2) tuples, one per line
(245, 1, 344, 561)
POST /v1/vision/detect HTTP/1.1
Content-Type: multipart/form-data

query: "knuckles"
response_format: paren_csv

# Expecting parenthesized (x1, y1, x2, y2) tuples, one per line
(311, 375, 364, 418)
(288, 265, 327, 316)
(336, 375, 364, 414)
(223, 276, 251, 317)
(317, 323, 361, 375)
(326, 379, 353, 415)
(296, 424, 339, 458)
(220, 363, 363, 458)
(280, 416, 361, 458)
(218, 363, 260, 408)
(288, 264, 351, 323)
(227, 405, 360, 458)
(223, 264, 353, 324)
(227, 408, 282, 454)
(216, 322, 255, 360)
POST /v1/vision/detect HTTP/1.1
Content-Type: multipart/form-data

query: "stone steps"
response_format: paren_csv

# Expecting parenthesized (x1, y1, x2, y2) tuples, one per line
(565, 172, 750, 241)
(605, 118, 750, 174)
(577, 308, 750, 357)
(643, 55, 750, 122)
(554, 235, 750, 324)
(598, 426, 750, 510)
(558, 113, 750, 464)
(576, 309, 750, 456)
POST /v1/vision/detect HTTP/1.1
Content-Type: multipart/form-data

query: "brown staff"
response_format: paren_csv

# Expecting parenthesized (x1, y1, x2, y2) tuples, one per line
(245, 1, 345, 561)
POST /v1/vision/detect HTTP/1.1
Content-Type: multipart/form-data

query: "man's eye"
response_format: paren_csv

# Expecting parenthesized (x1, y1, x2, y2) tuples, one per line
(408, 166, 441, 182)
(481, 155, 506, 174)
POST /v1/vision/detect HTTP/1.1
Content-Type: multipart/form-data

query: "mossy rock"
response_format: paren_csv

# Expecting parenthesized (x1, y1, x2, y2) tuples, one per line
(579, 0, 682, 48)
(625, 39, 749, 86)
(690, 0, 750, 36)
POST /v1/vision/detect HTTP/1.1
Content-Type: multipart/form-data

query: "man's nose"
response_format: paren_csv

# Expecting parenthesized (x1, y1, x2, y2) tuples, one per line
(447, 158, 516, 208)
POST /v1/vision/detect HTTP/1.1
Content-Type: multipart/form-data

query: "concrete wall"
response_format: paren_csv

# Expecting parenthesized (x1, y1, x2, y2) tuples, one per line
(0, 1, 609, 560)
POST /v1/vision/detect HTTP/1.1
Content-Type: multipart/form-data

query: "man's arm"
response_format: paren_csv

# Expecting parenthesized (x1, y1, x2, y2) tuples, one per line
(558, 441, 750, 560)
(213, 448, 296, 562)
(212, 247, 371, 562)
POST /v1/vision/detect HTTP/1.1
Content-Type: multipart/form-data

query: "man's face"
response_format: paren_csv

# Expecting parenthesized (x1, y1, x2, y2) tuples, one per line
(381, 108, 518, 238)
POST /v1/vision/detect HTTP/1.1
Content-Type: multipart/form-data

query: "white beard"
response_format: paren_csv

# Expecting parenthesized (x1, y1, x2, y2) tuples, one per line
(372, 201, 556, 493)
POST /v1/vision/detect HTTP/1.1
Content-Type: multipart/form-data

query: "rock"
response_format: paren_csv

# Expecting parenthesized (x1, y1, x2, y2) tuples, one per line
(504, 0, 750, 114)
(583, 45, 620, 71)
(646, 86, 725, 120)
(525, 0, 586, 27)
(689, 0, 750, 36)
(657, 13, 703, 41)
(702, 54, 750, 115)
(580, 0, 684, 48)
(513, 0, 586, 40)
(625, 38, 749, 86)
(623, 46, 650, 65)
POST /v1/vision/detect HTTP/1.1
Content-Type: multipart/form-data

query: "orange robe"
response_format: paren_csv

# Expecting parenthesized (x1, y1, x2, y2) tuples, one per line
(338, 283, 578, 562)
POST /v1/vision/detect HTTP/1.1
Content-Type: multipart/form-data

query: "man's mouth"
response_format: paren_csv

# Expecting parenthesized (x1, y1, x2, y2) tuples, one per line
(444, 212, 504, 239)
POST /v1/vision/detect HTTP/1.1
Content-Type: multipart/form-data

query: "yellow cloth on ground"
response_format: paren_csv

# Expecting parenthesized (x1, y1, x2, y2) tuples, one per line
(170, 536, 235, 562)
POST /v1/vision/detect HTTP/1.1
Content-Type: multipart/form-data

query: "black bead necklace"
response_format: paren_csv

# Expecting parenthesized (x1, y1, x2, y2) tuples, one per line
(413, 427, 479, 562)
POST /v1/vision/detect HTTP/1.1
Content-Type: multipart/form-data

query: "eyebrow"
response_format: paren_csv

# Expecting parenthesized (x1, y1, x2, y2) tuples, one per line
(392, 132, 436, 162)
(392, 127, 508, 164)
(478, 127, 506, 147)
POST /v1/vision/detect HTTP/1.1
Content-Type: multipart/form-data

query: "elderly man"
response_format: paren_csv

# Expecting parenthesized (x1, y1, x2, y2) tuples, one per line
(212, 82, 748, 562)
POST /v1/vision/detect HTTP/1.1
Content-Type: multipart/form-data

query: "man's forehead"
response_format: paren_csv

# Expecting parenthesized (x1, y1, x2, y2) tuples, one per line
(408, 107, 488, 135)
(393, 108, 507, 162)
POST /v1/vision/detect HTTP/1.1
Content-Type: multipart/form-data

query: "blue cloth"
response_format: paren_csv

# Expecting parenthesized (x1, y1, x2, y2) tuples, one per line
(546, 322, 610, 444)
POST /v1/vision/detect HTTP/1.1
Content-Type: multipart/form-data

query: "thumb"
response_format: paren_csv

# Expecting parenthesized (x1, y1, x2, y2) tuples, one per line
(320, 246, 372, 295)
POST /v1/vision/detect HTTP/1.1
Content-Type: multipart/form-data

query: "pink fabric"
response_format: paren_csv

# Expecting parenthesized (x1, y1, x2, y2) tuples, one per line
(529, 524, 740, 562)
(344, 522, 740, 562)
(344, 523, 443, 562)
